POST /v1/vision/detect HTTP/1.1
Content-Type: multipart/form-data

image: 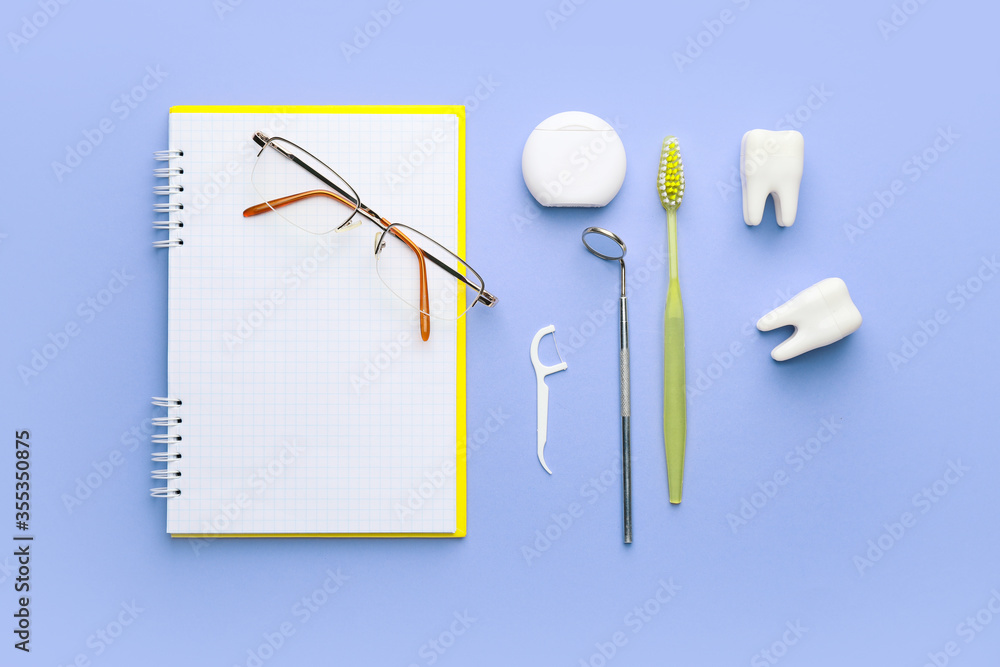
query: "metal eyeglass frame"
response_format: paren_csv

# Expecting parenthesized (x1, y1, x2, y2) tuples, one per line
(242, 132, 498, 338)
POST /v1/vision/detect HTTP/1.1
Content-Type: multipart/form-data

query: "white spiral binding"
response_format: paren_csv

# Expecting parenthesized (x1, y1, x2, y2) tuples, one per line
(152, 397, 182, 407)
(153, 148, 184, 248)
(152, 238, 183, 248)
(151, 147, 184, 497)
(150, 395, 182, 499)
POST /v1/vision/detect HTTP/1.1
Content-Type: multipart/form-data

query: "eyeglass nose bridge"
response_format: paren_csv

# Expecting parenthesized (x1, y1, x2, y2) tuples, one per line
(373, 225, 402, 256)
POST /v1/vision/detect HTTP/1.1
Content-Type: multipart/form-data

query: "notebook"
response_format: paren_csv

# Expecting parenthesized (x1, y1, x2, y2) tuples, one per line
(151, 106, 467, 537)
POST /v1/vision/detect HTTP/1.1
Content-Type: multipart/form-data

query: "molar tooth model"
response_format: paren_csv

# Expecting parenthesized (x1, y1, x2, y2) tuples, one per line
(757, 278, 862, 361)
(741, 129, 804, 227)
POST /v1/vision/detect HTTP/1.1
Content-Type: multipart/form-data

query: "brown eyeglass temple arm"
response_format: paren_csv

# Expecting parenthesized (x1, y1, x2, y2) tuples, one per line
(243, 189, 357, 218)
(386, 226, 430, 341)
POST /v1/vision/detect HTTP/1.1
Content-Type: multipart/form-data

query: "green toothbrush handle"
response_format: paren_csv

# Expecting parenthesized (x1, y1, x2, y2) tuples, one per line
(664, 279, 686, 504)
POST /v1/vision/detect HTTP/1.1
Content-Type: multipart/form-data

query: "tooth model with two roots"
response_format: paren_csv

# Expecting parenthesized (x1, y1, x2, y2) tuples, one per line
(741, 129, 804, 227)
(757, 278, 862, 361)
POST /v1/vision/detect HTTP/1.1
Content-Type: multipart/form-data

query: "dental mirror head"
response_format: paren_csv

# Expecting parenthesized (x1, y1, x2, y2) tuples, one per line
(582, 226, 626, 261)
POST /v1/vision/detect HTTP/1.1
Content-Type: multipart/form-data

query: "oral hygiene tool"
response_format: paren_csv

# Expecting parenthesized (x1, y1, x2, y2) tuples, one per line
(581, 227, 633, 545)
(531, 325, 568, 475)
(522, 111, 627, 207)
(657, 137, 688, 505)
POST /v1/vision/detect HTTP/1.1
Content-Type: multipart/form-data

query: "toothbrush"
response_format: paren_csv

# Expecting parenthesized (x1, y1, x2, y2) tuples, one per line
(657, 137, 687, 504)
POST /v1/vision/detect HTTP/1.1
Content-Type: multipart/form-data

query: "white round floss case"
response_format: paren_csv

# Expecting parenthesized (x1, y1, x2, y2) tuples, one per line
(521, 111, 626, 207)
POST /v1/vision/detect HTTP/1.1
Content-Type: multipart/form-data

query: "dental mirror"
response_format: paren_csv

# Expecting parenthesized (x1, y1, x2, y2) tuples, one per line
(582, 227, 626, 261)
(581, 226, 632, 544)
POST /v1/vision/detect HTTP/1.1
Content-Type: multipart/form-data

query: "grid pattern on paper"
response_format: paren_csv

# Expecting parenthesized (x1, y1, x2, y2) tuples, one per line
(164, 111, 460, 535)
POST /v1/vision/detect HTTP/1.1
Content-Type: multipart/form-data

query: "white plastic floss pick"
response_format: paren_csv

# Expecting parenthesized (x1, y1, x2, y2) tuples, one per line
(530, 325, 567, 474)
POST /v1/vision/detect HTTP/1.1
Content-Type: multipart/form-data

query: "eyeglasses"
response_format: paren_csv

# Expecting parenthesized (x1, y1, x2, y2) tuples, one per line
(243, 132, 497, 341)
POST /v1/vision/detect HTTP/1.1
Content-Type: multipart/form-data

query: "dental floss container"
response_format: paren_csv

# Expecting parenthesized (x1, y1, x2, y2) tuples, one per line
(521, 111, 627, 207)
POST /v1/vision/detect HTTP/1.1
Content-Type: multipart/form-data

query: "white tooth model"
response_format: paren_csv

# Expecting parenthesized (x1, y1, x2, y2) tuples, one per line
(757, 278, 862, 361)
(741, 129, 804, 227)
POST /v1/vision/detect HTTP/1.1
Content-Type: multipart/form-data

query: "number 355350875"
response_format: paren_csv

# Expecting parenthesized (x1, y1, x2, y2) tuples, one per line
(15, 431, 30, 529)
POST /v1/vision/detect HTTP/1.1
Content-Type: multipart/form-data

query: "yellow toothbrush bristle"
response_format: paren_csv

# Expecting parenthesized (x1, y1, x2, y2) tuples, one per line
(658, 136, 685, 210)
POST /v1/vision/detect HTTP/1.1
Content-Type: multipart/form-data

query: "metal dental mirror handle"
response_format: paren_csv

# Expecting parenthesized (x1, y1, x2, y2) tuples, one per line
(582, 226, 632, 545)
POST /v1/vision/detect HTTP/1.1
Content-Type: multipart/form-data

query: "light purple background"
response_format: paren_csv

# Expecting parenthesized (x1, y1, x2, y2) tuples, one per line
(2, 0, 999, 665)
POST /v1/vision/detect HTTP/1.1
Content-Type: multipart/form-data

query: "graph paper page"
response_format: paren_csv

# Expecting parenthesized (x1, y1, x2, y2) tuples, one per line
(163, 109, 461, 535)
